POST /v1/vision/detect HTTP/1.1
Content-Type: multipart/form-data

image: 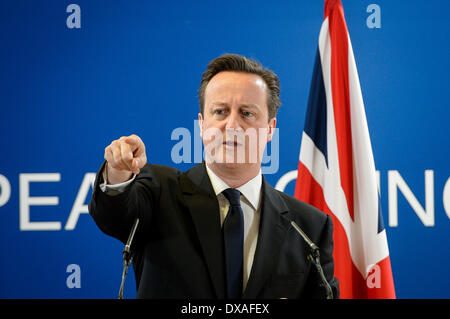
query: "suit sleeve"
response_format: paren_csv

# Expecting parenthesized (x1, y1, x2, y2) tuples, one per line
(88, 161, 157, 245)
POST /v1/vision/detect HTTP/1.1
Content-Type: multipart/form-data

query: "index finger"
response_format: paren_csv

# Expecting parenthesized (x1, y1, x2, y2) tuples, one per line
(124, 135, 142, 148)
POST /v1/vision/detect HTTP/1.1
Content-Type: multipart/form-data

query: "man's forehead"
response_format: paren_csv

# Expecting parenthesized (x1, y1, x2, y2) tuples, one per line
(206, 71, 267, 89)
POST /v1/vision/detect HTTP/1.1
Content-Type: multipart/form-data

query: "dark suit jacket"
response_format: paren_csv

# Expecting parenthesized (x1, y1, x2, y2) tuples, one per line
(89, 162, 339, 299)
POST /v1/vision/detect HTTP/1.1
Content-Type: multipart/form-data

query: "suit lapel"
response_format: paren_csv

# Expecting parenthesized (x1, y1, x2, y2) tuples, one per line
(179, 163, 226, 299)
(243, 177, 291, 299)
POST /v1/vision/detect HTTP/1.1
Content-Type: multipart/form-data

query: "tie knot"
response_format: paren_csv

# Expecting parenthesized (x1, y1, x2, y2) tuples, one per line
(222, 188, 241, 207)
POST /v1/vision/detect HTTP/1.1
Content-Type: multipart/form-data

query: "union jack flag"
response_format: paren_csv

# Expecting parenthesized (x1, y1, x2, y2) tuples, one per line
(295, 0, 396, 298)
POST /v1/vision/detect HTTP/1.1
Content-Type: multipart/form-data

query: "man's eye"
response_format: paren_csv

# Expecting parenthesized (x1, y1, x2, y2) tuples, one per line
(214, 109, 225, 115)
(242, 111, 253, 117)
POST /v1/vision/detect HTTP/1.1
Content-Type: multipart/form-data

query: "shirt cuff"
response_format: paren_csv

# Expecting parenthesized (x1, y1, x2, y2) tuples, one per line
(99, 165, 136, 195)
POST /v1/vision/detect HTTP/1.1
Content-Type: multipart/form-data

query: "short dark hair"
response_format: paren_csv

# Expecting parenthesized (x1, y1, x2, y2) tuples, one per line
(198, 53, 281, 120)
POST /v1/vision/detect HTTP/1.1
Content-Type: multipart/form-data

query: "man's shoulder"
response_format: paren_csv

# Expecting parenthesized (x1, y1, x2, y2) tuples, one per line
(266, 183, 328, 223)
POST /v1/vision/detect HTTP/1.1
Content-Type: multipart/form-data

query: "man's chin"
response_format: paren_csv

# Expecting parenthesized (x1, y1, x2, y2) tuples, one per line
(217, 161, 247, 169)
(206, 157, 259, 169)
(204, 146, 262, 168)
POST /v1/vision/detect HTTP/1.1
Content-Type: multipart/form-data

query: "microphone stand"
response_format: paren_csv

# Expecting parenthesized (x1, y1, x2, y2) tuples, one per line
(118, 218, 140, 299)
(291, 221, 333, 299)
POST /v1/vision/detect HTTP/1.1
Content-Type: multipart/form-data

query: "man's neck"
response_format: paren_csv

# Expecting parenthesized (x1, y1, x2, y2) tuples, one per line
(205, 162, 261, 189)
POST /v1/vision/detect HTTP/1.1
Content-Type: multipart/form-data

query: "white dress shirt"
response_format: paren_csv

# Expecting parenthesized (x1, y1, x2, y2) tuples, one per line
(100, 164, 263, 292)
(205, 164, 262, 292)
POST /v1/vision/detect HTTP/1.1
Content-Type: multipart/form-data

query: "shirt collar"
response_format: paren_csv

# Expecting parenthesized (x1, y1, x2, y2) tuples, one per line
(205, 164, 262, 211)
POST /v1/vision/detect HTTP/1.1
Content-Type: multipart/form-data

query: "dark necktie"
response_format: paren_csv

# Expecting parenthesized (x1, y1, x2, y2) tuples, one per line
(222, 188, 244, 299)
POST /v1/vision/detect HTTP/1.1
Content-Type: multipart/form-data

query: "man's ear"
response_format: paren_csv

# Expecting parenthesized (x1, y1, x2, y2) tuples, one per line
(198, 113, 204, 138)
(267, 117, 277, 142)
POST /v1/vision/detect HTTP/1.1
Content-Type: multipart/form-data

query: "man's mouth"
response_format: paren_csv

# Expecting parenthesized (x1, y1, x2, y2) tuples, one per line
(223, 140, 241, 147)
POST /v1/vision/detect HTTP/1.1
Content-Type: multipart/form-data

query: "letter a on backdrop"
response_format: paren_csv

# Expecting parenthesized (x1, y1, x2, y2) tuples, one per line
(295, 0, 396, 298)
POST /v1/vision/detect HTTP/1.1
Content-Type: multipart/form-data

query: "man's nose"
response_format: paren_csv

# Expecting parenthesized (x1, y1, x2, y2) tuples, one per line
(226, 109, 242, 130)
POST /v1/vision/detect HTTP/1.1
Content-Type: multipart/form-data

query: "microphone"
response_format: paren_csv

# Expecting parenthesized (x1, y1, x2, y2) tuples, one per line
(118, 218, 140, 299)
(290, 221, 333, 299)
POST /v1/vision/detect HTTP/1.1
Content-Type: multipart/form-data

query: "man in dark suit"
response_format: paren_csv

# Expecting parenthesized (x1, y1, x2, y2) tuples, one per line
(89, 54, 339, 299)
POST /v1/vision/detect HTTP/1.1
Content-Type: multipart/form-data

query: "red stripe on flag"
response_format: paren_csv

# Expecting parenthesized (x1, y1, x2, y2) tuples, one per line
(296, 161, 396, 298)
(327, 0, 355, 221)
(366, 257, 396, 299)
(324, 0, 340, 18)
(296, 161, 363, 298)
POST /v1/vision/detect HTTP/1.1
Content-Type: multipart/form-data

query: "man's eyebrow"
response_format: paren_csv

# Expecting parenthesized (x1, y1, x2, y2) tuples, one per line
(211, 102, 229, 107)
(239, 103, 259, 109)
(211, 102, 260, 109)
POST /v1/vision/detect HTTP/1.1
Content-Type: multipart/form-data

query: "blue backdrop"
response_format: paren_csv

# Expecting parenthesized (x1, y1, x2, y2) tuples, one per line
(0, 0, 449, 298)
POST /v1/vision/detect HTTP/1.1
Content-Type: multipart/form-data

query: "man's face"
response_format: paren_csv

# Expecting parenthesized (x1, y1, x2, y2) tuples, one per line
(198, 71, 276, 168)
